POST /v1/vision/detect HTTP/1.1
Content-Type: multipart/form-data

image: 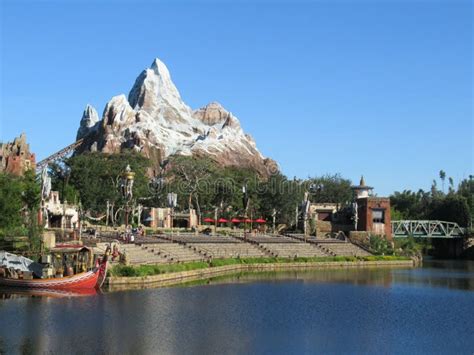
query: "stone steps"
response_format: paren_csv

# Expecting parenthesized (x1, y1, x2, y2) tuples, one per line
(188, 243, 266, 259)
(259, 243, 331, 258)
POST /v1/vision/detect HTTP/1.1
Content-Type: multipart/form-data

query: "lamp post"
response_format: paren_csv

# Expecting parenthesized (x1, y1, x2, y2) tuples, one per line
(242, 184, 249, 239)
(214, 207, 218, 236)
(272, 208, 276, 235)
(78, 201, 83, 241)
(121, 164, 135, 236)
(167, 192, 177, 235)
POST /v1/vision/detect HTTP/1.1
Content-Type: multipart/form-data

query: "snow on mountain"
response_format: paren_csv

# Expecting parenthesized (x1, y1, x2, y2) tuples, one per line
(76, 58, 277, 176)
(76, 104, 99, 141)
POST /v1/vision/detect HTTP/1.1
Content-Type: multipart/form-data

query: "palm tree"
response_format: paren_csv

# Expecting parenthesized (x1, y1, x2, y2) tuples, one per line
(439, 170, 446, 192)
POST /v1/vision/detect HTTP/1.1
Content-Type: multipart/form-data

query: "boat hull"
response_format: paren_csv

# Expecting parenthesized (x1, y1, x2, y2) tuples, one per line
(0, 269, 100, 289)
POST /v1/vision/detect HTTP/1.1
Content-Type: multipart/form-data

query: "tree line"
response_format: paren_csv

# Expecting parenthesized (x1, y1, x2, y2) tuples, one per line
(390, 171, 473, 227)
(1, 152, 471, 238)
(46, 151, 354, 227)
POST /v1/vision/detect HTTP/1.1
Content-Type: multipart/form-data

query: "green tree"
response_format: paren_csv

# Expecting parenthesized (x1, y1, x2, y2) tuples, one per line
(258, 173, 304, 225)
(165, 155, 217, 219)
(439, 170, 446, 192)
(48, 161, 79, 203)
(22, 170, 41, 251)
(428, 195, 470, 227)
(0, 171, 41, 249)
(448, 177, 454, 194)
(66, 151, 150, 217)
(457, 176, 473, 228)
(0, 173, 24, 232)
(308, 174, 353, 208)
(390, 190, 425, 220)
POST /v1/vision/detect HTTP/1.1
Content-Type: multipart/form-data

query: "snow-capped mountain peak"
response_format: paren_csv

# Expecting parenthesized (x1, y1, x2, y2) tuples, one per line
(76, 58, 277, 176)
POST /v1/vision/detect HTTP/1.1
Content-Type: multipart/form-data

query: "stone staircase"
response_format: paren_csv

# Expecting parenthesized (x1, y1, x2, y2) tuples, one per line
(259, 243, 332, 258)
(95, 242, 170, 265)
(142, 243, 207, 263)
(188, 243, 266, 259)
(319, 242, 372, 257)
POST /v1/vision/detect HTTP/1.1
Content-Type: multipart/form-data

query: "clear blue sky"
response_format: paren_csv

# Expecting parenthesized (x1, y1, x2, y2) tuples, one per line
(1, 0, 472, 195)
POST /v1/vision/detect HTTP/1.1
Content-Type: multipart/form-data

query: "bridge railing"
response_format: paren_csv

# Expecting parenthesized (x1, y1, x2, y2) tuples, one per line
(391, 220, 465, 238)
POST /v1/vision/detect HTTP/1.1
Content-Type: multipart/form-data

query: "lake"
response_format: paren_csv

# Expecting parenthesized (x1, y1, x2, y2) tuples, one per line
(1, 260, 473, 354)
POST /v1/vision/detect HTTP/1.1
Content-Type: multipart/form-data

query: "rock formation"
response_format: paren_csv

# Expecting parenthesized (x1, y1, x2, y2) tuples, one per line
(0, 133, 36, 176)
(76, 58, 278, 176)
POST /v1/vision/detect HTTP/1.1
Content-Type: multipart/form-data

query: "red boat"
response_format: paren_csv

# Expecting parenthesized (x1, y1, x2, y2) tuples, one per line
(0, 247, 108, 290)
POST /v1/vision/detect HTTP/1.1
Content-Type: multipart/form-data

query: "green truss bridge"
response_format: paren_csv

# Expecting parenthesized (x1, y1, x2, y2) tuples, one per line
(392, 220, 466, 239)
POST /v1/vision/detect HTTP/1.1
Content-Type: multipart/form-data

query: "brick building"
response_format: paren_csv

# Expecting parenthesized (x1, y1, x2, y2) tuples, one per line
(352, 177, 392, 240)
(355, 197, 392, 239)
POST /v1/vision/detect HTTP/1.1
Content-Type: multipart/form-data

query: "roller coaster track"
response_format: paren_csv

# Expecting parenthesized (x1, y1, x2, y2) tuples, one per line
(35, 138, 83, 172)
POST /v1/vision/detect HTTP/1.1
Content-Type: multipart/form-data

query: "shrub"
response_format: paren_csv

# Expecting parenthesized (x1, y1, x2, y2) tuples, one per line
(369, 235, 394, 255)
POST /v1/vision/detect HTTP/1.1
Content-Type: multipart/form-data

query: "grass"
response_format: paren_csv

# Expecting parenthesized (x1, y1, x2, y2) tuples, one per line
(109, 261, 209, 277)
(110, 255, 411, 277)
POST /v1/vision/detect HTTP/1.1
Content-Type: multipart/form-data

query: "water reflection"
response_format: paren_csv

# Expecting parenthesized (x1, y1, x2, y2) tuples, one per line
(0, 261, 473, 354)
(105, 260, 474, 294)
(0, 287, 100, 300)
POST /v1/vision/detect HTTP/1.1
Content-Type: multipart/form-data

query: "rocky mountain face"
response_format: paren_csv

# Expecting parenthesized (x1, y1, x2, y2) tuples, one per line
(76, 58, 277, 176)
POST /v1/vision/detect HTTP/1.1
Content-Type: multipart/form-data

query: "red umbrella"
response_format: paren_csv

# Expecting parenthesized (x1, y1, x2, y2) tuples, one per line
(231, 218, 241, 223)
(218, 218, 229, 223)
(203, 217, 215, 223)
(254, 218, 266, 224)
(244, 218, 253, 223)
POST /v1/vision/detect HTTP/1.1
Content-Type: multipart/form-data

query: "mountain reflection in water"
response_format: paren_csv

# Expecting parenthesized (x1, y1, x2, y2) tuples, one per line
(0, 260, 473, 354)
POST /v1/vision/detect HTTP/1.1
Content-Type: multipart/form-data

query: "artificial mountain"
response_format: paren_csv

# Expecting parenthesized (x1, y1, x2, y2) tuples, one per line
(75, 58, 277, 176)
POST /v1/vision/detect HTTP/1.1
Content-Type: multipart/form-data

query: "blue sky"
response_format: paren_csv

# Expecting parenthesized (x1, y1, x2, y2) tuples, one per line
(1, 0, 472, 195)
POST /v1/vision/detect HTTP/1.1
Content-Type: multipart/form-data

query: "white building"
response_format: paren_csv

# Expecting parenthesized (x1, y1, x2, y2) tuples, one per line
(43, 191, 79, 229)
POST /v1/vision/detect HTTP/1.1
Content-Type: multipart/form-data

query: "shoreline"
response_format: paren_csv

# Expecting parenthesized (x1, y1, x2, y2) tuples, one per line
(106, 259, 415, 290)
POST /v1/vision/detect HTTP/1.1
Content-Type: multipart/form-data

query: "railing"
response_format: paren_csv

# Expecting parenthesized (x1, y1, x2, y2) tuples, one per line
(35, 139, 84, 172)
(391, 220, 465, 238)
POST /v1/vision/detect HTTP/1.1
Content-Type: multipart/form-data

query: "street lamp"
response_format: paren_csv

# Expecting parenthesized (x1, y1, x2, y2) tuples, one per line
(272, 208, 277, 235)
(121, 164, 135, 235)
(167, 192, 177, 235)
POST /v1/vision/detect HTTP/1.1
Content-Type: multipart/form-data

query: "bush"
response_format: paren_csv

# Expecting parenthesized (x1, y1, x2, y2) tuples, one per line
(369, 235, 394, 255)
(394, 236, 427, 256)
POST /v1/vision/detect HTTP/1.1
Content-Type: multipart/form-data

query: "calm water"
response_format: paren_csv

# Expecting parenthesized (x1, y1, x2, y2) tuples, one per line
(1, 260, 474, 354)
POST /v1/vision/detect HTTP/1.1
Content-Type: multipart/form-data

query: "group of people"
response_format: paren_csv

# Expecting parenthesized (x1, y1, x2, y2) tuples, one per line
(119, 225, 145, 244)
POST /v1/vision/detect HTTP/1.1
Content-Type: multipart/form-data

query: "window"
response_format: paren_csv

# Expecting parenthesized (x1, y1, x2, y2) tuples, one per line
(372, 209, 385, 223)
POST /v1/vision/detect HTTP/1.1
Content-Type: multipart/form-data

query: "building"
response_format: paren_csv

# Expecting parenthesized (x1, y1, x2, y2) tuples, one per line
(309, 203, 339, 222)
(43, 191, 80, 230)
(352, 176, 392, 239)
(351, 176, 373, 199)
(143, 208, 198, 229)
(0, 133, 36, 176)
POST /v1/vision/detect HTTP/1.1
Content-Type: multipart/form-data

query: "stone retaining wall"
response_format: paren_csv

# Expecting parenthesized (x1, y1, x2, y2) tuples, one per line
(106, 260, 414, 289)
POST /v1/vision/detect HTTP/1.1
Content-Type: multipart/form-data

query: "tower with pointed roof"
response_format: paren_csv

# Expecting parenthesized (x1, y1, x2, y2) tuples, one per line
(350, 175, 392, 239)
(351, 175, 373, 199)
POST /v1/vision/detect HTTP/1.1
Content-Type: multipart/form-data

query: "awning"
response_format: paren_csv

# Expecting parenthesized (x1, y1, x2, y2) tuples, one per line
(0, 251, 43, 277)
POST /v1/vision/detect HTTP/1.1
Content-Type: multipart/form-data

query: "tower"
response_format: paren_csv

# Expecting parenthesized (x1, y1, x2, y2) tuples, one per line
(351, 175, 373, 199)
